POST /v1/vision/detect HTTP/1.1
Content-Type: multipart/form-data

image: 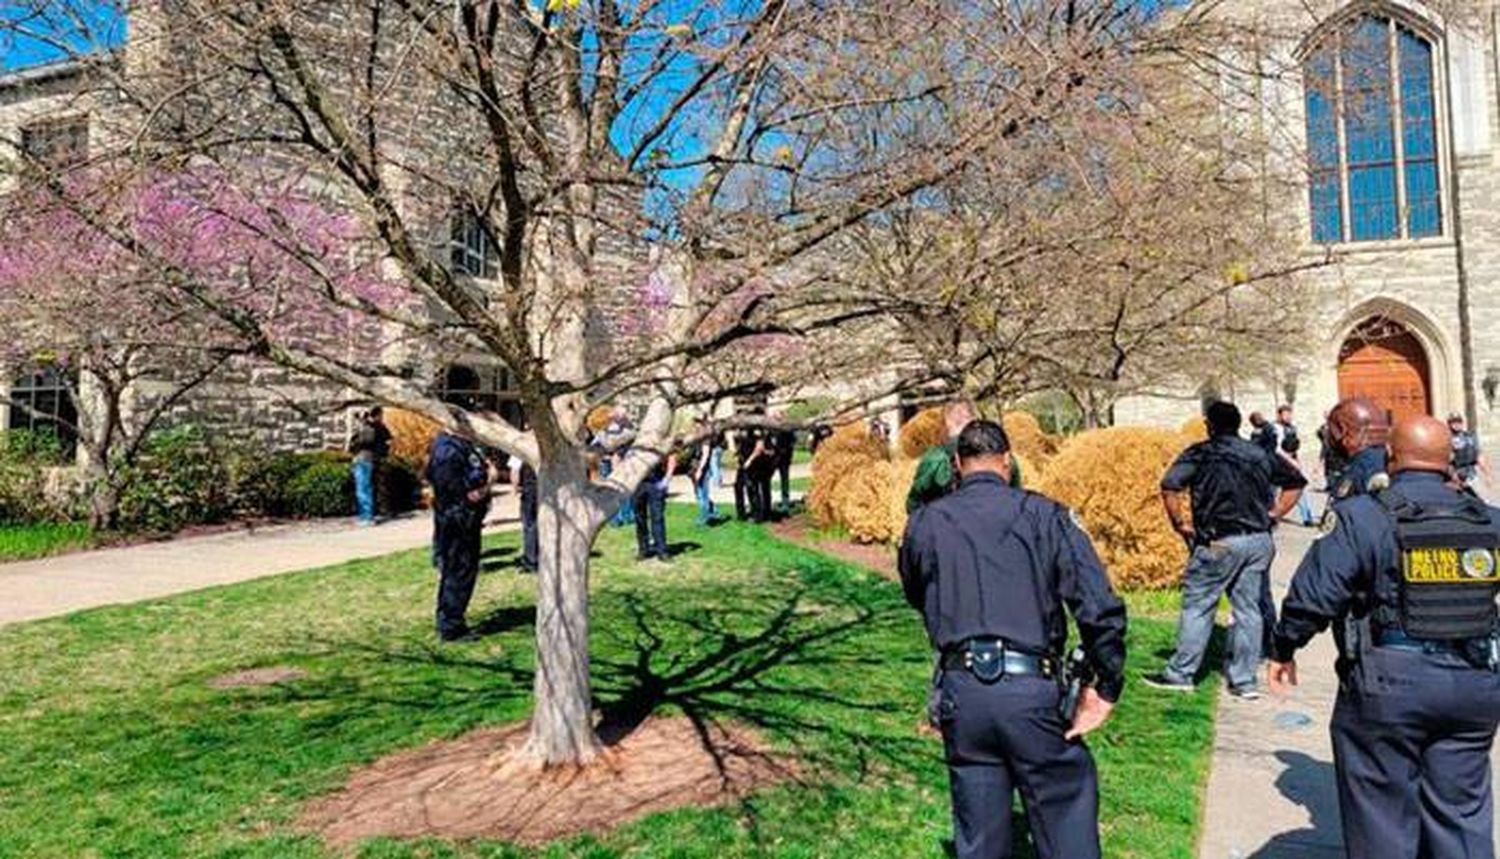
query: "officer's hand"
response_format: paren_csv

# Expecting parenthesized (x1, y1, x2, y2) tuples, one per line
(1064, 688, 1114, 741)
(1268, 660, 1298, 695)
(466, 488, 488, 504)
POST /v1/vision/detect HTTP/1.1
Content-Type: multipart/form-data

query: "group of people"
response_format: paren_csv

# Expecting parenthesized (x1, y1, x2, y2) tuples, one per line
(411, 404, 811, 644)
(898, 395, 1500, 859)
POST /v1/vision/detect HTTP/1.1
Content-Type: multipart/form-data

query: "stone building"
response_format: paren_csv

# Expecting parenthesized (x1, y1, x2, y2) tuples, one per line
(1117, 0, 1500, 449)
(0, 4, 530, 454)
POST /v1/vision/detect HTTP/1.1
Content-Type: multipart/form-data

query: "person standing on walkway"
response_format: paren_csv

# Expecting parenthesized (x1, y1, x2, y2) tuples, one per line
(1145, 401, 1306, 699)
(1449, 413, 1491, 489)
(1270, 415, 1500, 859)
(901, 419, 1126, 859)
(1274, 405, 1317, 527)
(510, 458, 538, 573)
(425, 428, 492, 642)
(347, 406, 392, 526)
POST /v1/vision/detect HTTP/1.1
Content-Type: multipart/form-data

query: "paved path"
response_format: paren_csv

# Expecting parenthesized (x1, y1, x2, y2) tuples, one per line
(1196, 523, 1500, 858)
(0, 492, 520, 627)
(0, 465, 809, 628)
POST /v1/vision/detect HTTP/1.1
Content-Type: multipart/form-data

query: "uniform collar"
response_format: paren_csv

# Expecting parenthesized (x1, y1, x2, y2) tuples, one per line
(959, 472, 1007, 488)
(1391, 470, 1447, 486)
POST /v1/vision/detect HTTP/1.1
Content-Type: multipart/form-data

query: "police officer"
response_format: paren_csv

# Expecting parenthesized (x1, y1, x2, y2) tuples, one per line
(900, 420, 1127, 859)
(1269, 415, 1500, 859)
(1449, 413, 1489, 488)
(425, 427, 492, 642)
(1326, 397, 1390, 500)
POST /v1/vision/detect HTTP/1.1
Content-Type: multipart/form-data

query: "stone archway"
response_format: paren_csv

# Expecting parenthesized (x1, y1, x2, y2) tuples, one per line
(1337, 317, 1432, 423)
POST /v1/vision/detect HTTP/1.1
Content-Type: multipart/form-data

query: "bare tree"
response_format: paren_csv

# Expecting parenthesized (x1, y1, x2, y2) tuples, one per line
(0, 0, 1315, 764)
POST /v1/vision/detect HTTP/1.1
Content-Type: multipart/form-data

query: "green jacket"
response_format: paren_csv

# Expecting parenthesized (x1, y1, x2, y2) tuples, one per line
(905, 441, 1023, 513)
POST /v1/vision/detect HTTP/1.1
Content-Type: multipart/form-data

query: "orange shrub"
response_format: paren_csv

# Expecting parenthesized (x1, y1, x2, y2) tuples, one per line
(899, 408, 947, 459)
(386, 409, 442, 467)
(1035, 427, 1191, 590)
(1178, 415, 1208, 442)
(829, 460, 899, 543)
(809, 423, 891, 535)
(1003, 411, 1060, 470)
(887, 456, 922, 543)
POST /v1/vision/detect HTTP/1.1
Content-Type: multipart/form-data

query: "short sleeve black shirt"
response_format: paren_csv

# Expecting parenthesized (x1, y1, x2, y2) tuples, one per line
(1161, 435, 1307, 538)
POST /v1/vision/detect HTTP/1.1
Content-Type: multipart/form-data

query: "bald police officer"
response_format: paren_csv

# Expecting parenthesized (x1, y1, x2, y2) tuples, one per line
(1270, 415, 1500, 859)
(900, 420, 1127, 859)
(1325, 396, 1390, 501)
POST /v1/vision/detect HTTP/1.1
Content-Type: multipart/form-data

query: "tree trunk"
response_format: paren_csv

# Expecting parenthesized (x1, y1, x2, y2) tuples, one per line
(82, 450, 118, 532)
(523, 453, 610, 766)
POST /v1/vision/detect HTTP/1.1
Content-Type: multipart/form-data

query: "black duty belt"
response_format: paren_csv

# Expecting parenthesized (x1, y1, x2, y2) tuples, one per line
(1376, 630, 1479, 657)
(940, 639, 1058, 682)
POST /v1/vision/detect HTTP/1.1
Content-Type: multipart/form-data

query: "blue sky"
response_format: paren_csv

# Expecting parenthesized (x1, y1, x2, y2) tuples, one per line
(1, 2, 125, 71)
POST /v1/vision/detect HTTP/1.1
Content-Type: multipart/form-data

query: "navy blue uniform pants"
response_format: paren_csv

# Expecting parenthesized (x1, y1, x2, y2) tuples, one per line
(936, 670, 1102, 859)
(519, 481, 539, 569)
(1332, 647, 1500, 859)
(433, 505, 484, 638)
(634, 482, 668, 558)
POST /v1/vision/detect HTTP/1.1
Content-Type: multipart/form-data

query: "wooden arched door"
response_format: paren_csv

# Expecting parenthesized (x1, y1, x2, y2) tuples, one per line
(1337, 318, 1431, 423)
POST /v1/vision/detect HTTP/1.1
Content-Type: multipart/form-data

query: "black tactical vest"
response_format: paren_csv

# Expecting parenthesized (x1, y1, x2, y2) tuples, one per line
(1375, 489, 1500, 640)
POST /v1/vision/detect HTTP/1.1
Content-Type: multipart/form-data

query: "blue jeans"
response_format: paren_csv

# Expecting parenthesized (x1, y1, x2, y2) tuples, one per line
(352, 459, 376, 523)
(694, 477, 717, 524)
(709, 448, 724, 488)
(601, 458, 635, 526)
(1164, 532, 1275, 691)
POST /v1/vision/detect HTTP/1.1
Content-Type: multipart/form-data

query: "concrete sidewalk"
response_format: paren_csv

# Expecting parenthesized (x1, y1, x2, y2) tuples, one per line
(1195, 524, 1500, 858)
(0, 492, 521, 628)
(0, 464, 811, 628)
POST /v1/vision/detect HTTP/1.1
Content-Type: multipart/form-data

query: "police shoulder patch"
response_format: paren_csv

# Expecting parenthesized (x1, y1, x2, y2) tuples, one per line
(1317, 512, 1339, 538)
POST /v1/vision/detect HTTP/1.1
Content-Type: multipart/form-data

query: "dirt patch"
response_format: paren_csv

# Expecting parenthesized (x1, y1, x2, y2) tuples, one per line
(300, 716, 797, 848)
(769, 516, 897, 580)
(208, 666, 307, 689)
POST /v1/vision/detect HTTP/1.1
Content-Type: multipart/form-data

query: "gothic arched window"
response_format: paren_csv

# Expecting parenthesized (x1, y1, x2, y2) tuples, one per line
(1304, 14, 1441, 243)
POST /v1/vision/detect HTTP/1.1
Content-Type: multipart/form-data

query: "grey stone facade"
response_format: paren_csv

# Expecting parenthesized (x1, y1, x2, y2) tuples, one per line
(1117, 1, 1500, 455)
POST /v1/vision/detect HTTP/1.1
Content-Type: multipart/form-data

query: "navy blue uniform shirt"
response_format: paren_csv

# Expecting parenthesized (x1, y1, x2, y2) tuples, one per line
(1334, 446, 1388, 499)
(899, 473, 1128, 701)
(425, 433, 490, 511)
(1161, 435, 1307, 539)
(1272, 471, 1500, 662)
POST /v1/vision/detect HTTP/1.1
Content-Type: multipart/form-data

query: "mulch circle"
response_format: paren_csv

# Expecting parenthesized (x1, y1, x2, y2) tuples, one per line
(768, 516, 897, 580)
(300, 716, 798, 848)
(207, 666, 308, 689)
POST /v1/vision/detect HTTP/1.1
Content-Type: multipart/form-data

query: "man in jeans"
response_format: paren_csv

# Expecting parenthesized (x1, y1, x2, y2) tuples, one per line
(346, 406, 392, 526)
(1144, 401, 1307, 699)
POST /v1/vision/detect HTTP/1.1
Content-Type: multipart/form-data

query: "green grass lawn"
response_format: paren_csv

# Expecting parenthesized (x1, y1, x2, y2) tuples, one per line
(0, 521, 91, 562)
(0, 508, 1214, 858)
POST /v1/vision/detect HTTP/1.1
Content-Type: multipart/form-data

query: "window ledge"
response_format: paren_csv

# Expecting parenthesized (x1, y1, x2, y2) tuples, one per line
(1302, 236, 1455, 257)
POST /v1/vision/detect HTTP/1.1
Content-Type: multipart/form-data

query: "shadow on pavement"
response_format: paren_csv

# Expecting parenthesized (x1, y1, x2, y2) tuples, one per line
(1247, 750, 1342, 858)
